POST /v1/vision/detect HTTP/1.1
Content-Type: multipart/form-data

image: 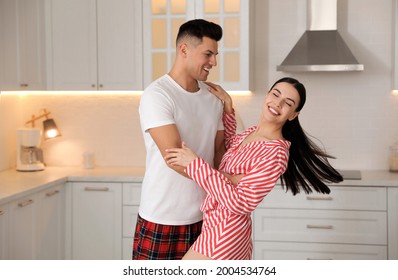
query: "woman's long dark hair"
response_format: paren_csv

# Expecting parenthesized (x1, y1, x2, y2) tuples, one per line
(272, 77, 343, 195)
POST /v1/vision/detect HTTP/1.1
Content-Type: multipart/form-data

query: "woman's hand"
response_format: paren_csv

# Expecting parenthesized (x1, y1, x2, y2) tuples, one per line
(222, 173, 244, 186)
(164, 142, 198, 168)
(204, 81, 234, 114)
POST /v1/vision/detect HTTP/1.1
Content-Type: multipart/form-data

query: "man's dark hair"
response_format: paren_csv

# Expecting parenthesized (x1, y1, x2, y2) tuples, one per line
(176, 19, 223, 45)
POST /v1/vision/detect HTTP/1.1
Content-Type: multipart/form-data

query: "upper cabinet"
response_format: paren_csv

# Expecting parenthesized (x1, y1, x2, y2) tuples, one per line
(0, 0, 47, 90)
(143, 0, 251, 91)
(47, 0, 143, 90)
(1, 0, 251, 91)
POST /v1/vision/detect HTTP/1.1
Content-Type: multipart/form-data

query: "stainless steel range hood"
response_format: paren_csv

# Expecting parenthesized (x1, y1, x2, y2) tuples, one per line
(277, 0, 364, 72)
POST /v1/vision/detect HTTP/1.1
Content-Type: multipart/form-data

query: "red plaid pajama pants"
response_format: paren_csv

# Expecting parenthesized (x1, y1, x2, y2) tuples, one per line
(132, 214, 202, 260)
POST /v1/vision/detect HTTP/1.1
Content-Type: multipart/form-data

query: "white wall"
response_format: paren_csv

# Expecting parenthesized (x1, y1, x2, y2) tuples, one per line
(235, 0, 398, 170)
(1, 93, 146, 169)
(1, 0, 397, 171)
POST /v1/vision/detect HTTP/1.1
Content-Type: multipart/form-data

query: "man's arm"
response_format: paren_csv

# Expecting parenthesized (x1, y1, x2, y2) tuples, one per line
(213, 130, 225, 170)
(148, 124, 190, 178)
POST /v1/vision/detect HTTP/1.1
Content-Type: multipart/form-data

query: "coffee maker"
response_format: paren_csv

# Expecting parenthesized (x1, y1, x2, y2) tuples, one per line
(16, 128, 45, 172)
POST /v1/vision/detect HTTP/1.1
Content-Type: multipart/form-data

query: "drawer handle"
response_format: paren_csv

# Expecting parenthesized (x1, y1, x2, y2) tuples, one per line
(306, 224, 333, 230)
(84, 187, 109, 192)
(307, 258, 333, 260)
(306, 196, 333, 201)
(18, 199, 34, 207)
(46, 190, 60, 197)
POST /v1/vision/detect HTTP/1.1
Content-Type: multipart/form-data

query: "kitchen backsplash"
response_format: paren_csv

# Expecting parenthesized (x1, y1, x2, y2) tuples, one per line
(1, 0, 398, 172)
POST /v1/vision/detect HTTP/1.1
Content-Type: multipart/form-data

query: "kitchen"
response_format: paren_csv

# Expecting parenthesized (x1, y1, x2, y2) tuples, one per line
(1, 0, 398, 262)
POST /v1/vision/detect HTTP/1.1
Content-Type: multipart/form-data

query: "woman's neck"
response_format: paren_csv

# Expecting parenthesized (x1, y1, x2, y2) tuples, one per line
(255, 120, 284, 141)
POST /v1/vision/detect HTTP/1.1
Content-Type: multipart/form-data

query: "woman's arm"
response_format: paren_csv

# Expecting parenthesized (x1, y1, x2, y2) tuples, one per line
(165, 143, 289, 215)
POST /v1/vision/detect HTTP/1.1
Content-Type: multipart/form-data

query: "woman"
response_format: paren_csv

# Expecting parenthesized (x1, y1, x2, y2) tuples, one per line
(165, 77, 343, 260)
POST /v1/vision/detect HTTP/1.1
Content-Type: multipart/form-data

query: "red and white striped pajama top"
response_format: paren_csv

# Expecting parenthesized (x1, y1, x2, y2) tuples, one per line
(185, 112, 290, 260)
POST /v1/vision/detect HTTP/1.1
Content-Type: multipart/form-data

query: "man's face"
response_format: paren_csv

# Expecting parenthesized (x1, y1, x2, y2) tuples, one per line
(185, 36, 219, 81)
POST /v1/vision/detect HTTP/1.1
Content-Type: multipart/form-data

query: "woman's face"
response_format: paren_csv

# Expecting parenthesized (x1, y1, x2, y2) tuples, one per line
(263, 82, 301, 124)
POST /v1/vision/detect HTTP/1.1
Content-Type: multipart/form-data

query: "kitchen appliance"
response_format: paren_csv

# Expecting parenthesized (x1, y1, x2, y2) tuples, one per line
(16, 128, 45, 172)
(277, 0, 364, 72)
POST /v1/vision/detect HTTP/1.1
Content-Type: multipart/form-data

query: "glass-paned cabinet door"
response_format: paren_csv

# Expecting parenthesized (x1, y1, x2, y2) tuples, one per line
(143, 0, 250, 90)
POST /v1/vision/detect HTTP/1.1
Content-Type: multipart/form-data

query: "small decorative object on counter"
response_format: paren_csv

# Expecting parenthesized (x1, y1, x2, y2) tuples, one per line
(83, 152, 95, 169)
(389, 141, 398, 173)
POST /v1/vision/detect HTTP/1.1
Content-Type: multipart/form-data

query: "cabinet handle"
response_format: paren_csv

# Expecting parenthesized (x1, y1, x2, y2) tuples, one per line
(99, 84, 103, 88)
(46, 190, 60, 197)
(306, 258, 333, 260)
(0, 210, 4, 216)
(306, 196, 333, 201)
(84, 187, 109, 192)
(18, 199, 34, 207)
(20, 83, 29, 87)
(91, 84, 96, 88)
(306, 224, 333, 230)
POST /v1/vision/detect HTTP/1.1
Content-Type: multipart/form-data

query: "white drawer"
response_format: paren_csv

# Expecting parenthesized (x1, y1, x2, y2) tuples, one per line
(254, 241, 387, 260)
(259, 186, 386, 211)
(122, 205, 139, 237)
(254, 208, 387, 245)
(122, 183, 141, 205)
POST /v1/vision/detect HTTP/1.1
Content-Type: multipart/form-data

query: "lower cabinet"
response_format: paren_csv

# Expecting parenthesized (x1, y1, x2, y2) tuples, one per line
(69, 181, 141, 260)
(0, 203, 9, 259)
(71, 182, 122, 260)
(254, 242, 387, 260)
(122, 183, 141, 259)
(388, 187, 398, 259)
(253, 185, 388, 260)
(36, 184, 65, 260)
(6, 184, 65, 260)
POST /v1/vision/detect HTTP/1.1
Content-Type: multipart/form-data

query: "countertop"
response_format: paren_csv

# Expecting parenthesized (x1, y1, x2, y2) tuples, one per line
(1, 167, 398, 204)
(0, 166, 145, 204)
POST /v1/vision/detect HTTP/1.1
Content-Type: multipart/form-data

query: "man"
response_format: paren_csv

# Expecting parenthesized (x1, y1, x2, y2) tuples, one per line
(133, 19, 225, 260)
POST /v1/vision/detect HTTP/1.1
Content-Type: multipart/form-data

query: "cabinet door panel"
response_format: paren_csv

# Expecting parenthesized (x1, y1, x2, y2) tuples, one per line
(50, 0, 97, 90)
(0, 0, 46, 90)
(388, 187, 398, 259)
(96, 0, 142, 89)
(8, 194, 37, 259)
(254, 208, 387, 245)
(0, 203, 9, 259)
(254, 241, 387, 260)
(36, 185, 65, 260)
(122, 183, 141, 205)
(260, 186, 386, 211)
(72, 182, 122, 259)
(123, 205, 139, 237)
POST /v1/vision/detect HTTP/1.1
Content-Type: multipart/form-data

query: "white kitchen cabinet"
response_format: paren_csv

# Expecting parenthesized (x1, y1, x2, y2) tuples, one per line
(142, 0, 251, 90)
(255, 242, 387, 260)
(48, 0, 143, 90)
(0, 0, 47, 90)
(388, 187, 398, 259)
(8, 193, 37, 259)
(7, 184, 65, 260)
(0, 202, 9, 259)
(36, 184, 65, 260)
(71, 182, 122, 259)
(122, 182, 141, 259)
(253, 186, 388, 260)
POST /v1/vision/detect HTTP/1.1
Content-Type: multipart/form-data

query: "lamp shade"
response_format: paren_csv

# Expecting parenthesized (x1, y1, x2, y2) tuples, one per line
(43, 118, 61, 139)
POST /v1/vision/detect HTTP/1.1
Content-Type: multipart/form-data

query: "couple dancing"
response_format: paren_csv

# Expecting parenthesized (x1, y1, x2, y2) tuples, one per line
(133, 19, 342, 260)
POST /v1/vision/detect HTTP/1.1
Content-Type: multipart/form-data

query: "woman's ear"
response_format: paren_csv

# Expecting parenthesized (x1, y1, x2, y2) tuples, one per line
(289, 111, 300, 121)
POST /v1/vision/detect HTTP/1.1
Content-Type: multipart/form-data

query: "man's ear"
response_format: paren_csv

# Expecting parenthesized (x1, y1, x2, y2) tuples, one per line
(179, 43, 188, 56)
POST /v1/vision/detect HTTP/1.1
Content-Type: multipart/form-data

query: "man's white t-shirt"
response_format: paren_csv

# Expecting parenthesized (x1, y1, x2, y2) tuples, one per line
(139, 74, 224, 225)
